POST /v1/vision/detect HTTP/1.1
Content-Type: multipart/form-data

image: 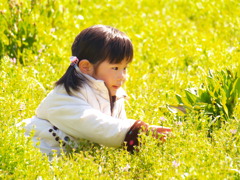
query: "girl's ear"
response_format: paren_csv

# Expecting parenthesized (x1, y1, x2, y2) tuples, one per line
(78, 59, 94, 75)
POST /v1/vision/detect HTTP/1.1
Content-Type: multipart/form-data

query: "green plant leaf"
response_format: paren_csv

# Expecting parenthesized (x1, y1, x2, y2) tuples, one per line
(185, 89, 198, 105)
(175, 94, 183, 104)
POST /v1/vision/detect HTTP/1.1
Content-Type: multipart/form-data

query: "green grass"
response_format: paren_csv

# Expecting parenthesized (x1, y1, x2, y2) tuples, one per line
(0, 0, 240, 179)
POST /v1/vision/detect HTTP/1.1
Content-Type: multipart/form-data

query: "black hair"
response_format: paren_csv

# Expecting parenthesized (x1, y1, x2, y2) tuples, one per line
(55, 25, 134, 95)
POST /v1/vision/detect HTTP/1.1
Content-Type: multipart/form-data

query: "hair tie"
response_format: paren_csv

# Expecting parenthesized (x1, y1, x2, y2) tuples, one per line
(70, 56, 79, 66)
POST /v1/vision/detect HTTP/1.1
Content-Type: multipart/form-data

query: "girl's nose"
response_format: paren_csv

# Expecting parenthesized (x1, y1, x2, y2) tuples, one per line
(117, 70, 126, 80)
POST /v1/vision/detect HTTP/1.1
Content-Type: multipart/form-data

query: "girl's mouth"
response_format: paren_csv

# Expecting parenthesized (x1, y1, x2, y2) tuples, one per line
(112, 85, 120, 89)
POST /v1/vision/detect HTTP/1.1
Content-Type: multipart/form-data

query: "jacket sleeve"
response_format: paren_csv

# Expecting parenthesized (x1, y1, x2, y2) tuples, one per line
(46, 93, 136, 148)
(124, 120, 149, 153)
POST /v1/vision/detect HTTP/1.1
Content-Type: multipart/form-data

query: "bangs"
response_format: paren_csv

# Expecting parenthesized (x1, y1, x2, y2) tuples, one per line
(106, 35, 133, 64)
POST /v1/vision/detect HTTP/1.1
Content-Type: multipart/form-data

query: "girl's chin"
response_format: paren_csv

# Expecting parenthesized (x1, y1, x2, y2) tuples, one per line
(110, 89, 117, 96)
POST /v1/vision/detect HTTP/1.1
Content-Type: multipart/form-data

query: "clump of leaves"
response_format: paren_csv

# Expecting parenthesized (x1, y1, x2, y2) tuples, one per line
(0, 0, 38, 65)
(168, 69, 240, 132)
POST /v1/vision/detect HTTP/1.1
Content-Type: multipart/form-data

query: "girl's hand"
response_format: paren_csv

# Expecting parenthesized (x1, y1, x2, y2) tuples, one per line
(148, 125, 171, 142)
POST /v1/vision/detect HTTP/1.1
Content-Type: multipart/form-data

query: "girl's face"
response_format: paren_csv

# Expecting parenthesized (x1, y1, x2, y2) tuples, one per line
(92, 59, 128, 96)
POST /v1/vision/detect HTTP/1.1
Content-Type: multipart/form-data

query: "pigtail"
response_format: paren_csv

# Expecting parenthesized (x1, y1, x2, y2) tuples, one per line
(55, 65, 86, 95)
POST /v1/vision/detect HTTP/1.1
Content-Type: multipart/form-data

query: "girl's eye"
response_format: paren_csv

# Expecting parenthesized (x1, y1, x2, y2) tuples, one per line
(112, 67, 118, 70)
(124, 67, 128, 70)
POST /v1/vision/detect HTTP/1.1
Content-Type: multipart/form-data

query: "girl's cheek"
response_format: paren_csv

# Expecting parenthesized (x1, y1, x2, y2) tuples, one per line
(124, 73, 128, 80)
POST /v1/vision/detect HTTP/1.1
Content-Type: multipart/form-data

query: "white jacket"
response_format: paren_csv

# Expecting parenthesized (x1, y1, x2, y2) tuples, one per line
(21, 73, 136, 155)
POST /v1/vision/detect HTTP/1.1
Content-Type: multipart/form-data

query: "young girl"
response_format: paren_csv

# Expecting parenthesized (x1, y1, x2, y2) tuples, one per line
(21, 25, 171, 155)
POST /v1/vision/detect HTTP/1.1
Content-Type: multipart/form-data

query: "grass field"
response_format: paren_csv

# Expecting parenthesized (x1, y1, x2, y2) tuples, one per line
(0, 0, 239, 179)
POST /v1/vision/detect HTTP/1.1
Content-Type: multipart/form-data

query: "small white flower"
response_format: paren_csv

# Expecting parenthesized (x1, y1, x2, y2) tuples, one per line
(122, 164, 131, 172)
(50, 28, 56, 33)
(172, 160, 180, 167)
(230, 129, 237, 134)
(175, 121, 183, 126)
(160, 116, 167, 121)
(10, 57, 16, 64)
(77, 15, 84, 20)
